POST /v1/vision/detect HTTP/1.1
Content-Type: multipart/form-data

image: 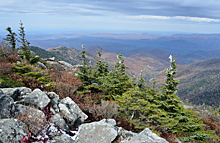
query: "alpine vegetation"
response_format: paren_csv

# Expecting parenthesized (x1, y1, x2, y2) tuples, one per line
(0, 23, 219, 143)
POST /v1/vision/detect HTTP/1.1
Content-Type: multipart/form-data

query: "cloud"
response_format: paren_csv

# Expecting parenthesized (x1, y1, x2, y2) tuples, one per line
(1, 0, 220, 22)
(174, 16, 220, 22)
(131, 15, 220, 23)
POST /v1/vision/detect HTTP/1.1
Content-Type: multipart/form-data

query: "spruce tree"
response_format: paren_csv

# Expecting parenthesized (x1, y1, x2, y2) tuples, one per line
(94, 48, 108, 77)
(163, 55, 179, 95)
(77, 44, 93, 88)
(17, 21, 31, 60)
(17, 21, 40, 64)
(157, 55, 214, 142)
(136, 70, 146, 91)
(4, 27, 17, 49)
(100, 53, 132, 100)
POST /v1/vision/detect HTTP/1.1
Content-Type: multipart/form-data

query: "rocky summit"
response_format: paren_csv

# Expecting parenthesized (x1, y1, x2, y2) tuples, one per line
(0, 87, 168, 143)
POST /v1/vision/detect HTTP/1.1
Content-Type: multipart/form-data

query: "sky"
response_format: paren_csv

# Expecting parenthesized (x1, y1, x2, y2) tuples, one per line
(1, 0, 220, 34)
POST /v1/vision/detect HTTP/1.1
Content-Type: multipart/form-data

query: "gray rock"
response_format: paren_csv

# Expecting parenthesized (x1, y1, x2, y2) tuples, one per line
(46, 61, 65, 71)
(0, 88, 18, 96)
(75, 119, 118, 143)
(18, 87, 32, 96)
(0, 88, 21, 101)
(0, 118, 29, 143)
(127, 128, 168, 143)
(0, 87, 32, 97)
(58, 61, 74, 68)
(0, 89, 3, 95)
(115, 127, 137, 142)
(17, 88, 50, 109)
(0, 94, 15, 119)
(14, 104, 45, 119)
(51, 113, 69, 132)
(99, 118, 116, 126)
(46, 61, 57, 65)
(47, 92, 60, 112)
(13, 104, 46, 136)
(183, 105, 193, 110)
(49, 57, 55, 60)
(48, 134, 75, 143)
(10, 88, 21, 101)
(58, 103, 78, 126)
(37, 62, 47, 69)
(60, 97, 88, 124)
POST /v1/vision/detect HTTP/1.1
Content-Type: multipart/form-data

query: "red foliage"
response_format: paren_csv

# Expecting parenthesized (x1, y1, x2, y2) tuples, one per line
(68, 93, 136, 132)
(41, 104, 55, 121)
(49, 71, 82, 99)
(114, 117, 136, 132)
(160, 130, 179, 143)
(21, 76, 46, 91)
(0, 54, 19, 75)
(21, 133, 34, 143)
(202, 117, 220, 137)
(9, 73, 22, 81)
(7, 54, 20, 63)
(0, 62, 12, 75)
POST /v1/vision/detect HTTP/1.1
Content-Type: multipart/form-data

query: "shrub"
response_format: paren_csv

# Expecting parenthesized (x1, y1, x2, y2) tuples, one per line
(68, 93, 136, 131)
(114, 117, 136, 132)
(12, 63, 33, 74)
(77, 99, 119, 122)
(21, 76, 45, 91)
(0, 62, 12, 75)
(0, 74, 24, 88)
(50, 71, 82, 99)
(6, 54, 20, 63)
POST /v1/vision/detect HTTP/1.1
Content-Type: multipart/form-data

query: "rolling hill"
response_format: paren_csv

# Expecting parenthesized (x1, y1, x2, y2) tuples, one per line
(155, 58, 220, 107)
(29, 33, 220, 66)
(86, 46, 170, 79)
(31, 45, 220, 107)
(30, 46, 96, 66)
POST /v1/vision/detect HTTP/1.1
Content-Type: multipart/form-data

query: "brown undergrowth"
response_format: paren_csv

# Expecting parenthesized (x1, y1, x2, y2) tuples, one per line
(69, 93, 136, 132)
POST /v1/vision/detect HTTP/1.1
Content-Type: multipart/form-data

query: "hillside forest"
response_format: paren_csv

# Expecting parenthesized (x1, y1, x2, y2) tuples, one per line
(0, 22, 220, 142)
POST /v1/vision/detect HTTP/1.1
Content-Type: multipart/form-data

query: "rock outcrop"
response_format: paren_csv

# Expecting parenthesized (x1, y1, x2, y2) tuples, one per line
(127, 128, 168, 143)
(0, 118, 29, 143)
(0, 93, 15, 118)
(75, 119, 118, 143)
(0, 88, 168, 143)
(17, 88, 50, 109)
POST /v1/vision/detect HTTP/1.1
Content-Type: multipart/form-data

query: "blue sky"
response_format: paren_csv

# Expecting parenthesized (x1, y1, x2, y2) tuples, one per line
(1, 0, 220, 34)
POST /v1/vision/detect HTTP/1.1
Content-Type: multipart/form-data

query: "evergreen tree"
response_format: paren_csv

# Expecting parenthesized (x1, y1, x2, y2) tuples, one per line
(17, 21, 39, 64)
(100, 53, 132, 100)
(77, 44, 93, 88)
(93, 48, 108, 78)
(4, 27, 17, 49)
(163, 55, 179, 95)
(77, 47, 110, 94)
(136, 70, 146, 91)
(17, 21, 31, 60)
(157, 55, 214, 142)
(115, 86, 161, 132)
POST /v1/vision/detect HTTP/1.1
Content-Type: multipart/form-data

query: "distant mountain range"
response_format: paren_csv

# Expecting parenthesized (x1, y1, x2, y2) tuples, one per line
(156, 58, 220, 107)
(29, 33, 220, 107)
(29, 33, 220, 65)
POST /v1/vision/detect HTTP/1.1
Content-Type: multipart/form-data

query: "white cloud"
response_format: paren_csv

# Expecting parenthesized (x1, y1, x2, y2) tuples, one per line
(129, 15, 220, 23)
(174, 16, 220, 22)
(133, 15, 171, 20)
